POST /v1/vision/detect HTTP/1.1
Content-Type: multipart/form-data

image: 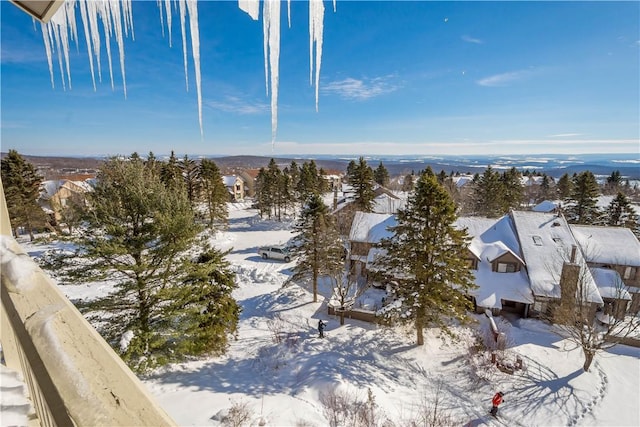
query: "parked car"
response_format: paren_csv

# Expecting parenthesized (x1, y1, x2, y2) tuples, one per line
(258, 245, 292, 262)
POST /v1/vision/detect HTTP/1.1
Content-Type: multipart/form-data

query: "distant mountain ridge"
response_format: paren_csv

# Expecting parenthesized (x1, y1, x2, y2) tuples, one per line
(2, 152, 638, 179)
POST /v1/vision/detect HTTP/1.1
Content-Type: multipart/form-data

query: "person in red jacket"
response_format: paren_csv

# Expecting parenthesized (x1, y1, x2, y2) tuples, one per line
(490, 391, 504, 416)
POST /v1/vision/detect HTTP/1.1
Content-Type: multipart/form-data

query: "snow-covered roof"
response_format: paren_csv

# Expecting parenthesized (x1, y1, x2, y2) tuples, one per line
(590, 268, 632, 300)
(571, 225, 640, 267)
(222, 175, 241, 187)
(456, 215, 532, 309)
(372, 193, 407, 214)
(452, 175, 474, 188)
(532, 200, 559, 213)
(510, 211, 602, 304)
(348, 212, 396, 243)
(40, 180, 62, 199)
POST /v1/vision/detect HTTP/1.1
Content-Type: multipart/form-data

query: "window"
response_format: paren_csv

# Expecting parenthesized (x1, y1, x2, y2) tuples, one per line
(532, 236, 543, 246)
(465, 258, 477, 270)
(497, 262, 517, 273)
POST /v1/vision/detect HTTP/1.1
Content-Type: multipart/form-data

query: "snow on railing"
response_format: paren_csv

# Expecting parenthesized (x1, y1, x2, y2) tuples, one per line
(0, 188, 175, 426)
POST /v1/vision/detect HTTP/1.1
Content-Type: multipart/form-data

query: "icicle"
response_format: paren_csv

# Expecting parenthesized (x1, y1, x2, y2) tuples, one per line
(178, 0, 189, 90)
(309, 0, 324, 112)
(164, 0, 172, 46)
(333, 0, 337, 13)
(78, 0, 97, 90)
(41, 24, 55, 89)
(238, 0, 260, 21)
(186, 0, 203, 137)
(263, 0, 280, 144)
(85, 0, 103, 83)
(288, 0, 291, 28)
(157, 0, 165, 38)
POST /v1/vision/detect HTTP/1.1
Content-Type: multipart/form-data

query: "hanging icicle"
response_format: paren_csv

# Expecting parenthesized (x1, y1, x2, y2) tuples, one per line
(39, 0, 330, 144)
(309, 0, 324, 112)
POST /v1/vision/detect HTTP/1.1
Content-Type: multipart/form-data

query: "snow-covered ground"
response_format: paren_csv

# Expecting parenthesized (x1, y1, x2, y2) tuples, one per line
(11, 202, 640, 426)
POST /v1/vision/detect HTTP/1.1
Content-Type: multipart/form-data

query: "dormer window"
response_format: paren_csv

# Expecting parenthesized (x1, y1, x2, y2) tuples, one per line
(497, 262, 517, 273)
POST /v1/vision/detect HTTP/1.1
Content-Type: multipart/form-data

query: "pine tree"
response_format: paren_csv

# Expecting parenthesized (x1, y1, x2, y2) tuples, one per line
(374, 161, 390, 187)
(500, 167, 524, 212)
(557, 173, 573, 200)
(73, 156, 238, 371)
(401, 173, 414, 192)
(199, 158, 229, 228)
(1, 150, 49, 240)
(160, 150, 183, 190)
(181, 154, 201, 206)
(346, 157, 375, 212)
(377, 171, 475, 345)
(606, 192, 638, 230)
(538, 174, 555, 202)
(605, 170, 623, 195)
(565, 171, 601, 224)
(297, 160, 321, 202)
(472, 166, 503, 217)
(290, 193, 342, 302)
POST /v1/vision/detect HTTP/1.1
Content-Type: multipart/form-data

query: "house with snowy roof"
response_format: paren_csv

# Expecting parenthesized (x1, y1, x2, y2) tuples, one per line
(39, 179, 93, 224)
(509, 211, 604, 318)
(570, 225, 640, 314)
(222, 175, 245, 201)
(455, 216, 534, 316)
(347, 212, 396, 283)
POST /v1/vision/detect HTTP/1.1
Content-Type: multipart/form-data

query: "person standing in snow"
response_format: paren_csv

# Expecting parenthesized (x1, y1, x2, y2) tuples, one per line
(490, 391, 504, 416)
(318, 320, 326, 338)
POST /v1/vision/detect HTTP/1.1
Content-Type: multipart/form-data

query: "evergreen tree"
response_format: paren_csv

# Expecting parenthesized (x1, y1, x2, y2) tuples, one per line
(254, 167, 272, 219)
(557, 173, 573, 200)
(565, 171, 601, 224)
(290, 193, 342, 302)
(181, 154, 201, 206)
(346, 157, 375, 212)
(377, 172, 475, 345)
(1, 150, 49, 240)
(500, 167, 524, 212)
(297, 160, 321, 202)
(73, 156, 238, 371)
(472, 166, 503, 217)
(160, 151, 183, 190)
(374, 161, 390, 187)
(605, 170, 623, 195)
(401, 173, 414, 192)
(199, 158, 229, 228)
(606, 192, 638, 230)
(538, 174, 555, 202)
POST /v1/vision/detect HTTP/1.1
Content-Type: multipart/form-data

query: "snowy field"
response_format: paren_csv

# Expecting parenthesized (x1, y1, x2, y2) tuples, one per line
(14, 202, 640, 426)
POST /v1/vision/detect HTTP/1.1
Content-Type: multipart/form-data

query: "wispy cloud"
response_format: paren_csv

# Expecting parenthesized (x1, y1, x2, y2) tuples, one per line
(461, 35, 483, 44)
(322, 76, 399, 100)
(548, 133, 583, 138)
(476, 70, 531, 87)
(205, 96, 268, 114)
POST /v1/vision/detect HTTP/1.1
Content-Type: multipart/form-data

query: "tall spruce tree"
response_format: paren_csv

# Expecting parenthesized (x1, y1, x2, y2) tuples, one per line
(181, 154, 201, 207)
(74, 156, 238, 371)
(374, 161, 390, 187)
(472, 166, 503, 217)
(290, 193, 342, 302)
(199, 158, 229, 228)
(606, 192, 638, 230)
(557, 173, 573, 200)
(565, 171, 601, 224)
(377, 171, 475, 345)
(346, 157, 375, 212)
(1, 150, 49, 240)
(500, 167, 524, 212)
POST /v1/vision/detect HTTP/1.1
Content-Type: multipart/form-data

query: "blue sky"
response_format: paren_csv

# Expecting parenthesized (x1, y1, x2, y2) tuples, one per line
(1, 0, 639, 157)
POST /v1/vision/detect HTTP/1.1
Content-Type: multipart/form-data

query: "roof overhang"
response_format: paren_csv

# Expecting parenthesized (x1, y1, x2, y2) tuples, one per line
(10, 0, 65, 23)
